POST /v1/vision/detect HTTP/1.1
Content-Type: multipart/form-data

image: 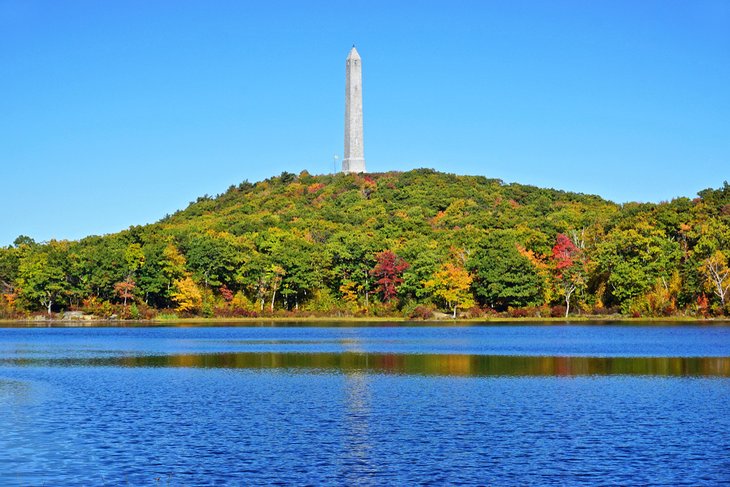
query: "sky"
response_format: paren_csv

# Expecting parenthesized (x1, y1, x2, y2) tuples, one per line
(1, 0, 729, 246)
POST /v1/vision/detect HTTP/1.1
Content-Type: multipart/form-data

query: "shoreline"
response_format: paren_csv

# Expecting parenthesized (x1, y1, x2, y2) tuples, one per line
(1, 316, 729, 327)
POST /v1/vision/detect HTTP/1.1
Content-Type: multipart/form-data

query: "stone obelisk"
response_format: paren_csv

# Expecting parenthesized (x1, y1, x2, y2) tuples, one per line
(342, 46, 366, 173)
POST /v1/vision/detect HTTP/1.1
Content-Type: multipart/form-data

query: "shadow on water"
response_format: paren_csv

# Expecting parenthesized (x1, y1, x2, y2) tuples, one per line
(3, 352, 730, 377)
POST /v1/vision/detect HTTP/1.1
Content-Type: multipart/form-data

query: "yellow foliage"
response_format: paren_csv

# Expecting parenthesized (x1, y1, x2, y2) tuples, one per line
(162, 243, 186, 281)
(424, 263, 474, 315)
(231, 291, 254, 311)
(700, 250, 730, 305)
(171, 276, 202, 313)
(339, 280, 360, 304)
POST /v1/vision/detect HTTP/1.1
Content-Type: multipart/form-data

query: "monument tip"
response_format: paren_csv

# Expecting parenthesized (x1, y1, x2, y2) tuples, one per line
(347, 45, 360, 60)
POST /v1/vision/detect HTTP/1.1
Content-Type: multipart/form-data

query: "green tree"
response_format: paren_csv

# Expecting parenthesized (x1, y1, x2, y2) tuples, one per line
(17, 243, 70, 315)
(184, 233, 241, 288)
(594, 222, 681, 312)
(468, 232, 544, 310)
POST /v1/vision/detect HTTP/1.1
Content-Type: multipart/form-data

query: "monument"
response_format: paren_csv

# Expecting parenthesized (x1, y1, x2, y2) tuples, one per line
(342, 46, 366, 173)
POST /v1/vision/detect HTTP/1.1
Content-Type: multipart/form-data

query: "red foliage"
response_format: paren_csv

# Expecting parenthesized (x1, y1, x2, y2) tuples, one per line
(114, 278, 136, 303)
(219, 285, 234, 302)
(408, 305, 434, 320)
(509, 308, 529, 318)
(370, 250, 410, 302)
(552, 233, 578, 272)
(697, 294, 709, 317)
(213, 307, 258, 318)
(550, 305, 567, 317)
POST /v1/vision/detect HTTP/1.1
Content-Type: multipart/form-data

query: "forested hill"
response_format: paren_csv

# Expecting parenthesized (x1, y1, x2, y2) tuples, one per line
(1, 169, 729, 319)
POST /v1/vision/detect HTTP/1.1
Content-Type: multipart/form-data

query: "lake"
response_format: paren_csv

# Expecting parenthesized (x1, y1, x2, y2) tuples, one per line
(1, 323, 729, 485)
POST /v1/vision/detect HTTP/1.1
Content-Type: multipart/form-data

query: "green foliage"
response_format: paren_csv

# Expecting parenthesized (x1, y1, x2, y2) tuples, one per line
(469, 231, 544, 310)
(16, 241, 71, 314)
(3, 169, 729, 317)
(594, 223, 682, 312)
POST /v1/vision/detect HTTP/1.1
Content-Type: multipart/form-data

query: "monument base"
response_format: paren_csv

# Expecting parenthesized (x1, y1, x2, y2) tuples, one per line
(342, 158, 366, 174)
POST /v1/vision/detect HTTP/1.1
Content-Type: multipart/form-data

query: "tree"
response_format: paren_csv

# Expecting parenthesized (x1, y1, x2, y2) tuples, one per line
(594, 223, 681, 313)
(124, 243, 145, 278)
(700, 250, 730, 308)
(116, 243, 145, 306)
(398, 237, 447, 302)
(424, 262, 474, 317)
(266, 265, 285, 312)
(370, 250, 409, 303)
(325, 231, 378, 306)
(551, 233, 586, 317)
(692, 219, 730, 311)
(114, 277, 136, 309)
(185, 233, 241, 288)
(17, 249, 68, 315)
(469, 232, 544, 310)
(0, 246, 20, 295)
(171, 276, 202, 313)
(13, 235, 36, 248)
(73, 236, 127, 302)
(161, 242, 187, 290)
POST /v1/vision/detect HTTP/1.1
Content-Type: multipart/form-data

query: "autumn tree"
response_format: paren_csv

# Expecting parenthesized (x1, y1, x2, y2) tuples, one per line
(0, 245, 20, 296)
(424, 262, 474, 318)
(370, 250, 409, 303)
(700, 251, 730, 309)
(114, 278, 136, 309)
(551, 233, 587, 317)
(692, 219, 730, 312)
(266, 264, 285, 312)
(171, 276, 202, 313)
(161, 243, 187, 288)
(108, 243, 145, 308)
(124, 243, 145, 279)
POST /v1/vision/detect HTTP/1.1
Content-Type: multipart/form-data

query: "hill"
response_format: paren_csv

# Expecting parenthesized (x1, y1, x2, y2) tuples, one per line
(1, 169, 729, 319)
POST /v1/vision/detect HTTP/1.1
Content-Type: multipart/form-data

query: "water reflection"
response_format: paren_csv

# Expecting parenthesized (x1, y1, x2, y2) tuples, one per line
(3, 352, 729, 377)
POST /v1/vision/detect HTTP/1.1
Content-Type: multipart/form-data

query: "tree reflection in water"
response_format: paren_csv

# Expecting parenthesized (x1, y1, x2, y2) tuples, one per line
(3, 353, 729, 377)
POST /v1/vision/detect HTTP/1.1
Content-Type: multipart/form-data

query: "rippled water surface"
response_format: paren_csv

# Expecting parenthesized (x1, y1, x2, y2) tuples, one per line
(1, 324, 729, 485)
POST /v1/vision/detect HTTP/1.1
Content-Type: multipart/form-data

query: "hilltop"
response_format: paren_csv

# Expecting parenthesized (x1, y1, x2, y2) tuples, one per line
(1, 169, 728, 319)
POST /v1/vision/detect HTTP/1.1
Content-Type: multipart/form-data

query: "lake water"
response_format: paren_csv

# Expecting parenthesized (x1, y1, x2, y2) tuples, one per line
(1, 324, 729, 485)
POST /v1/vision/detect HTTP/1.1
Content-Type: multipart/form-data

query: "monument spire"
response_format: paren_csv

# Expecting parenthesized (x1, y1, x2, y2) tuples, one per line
(342, 46, 366, 173)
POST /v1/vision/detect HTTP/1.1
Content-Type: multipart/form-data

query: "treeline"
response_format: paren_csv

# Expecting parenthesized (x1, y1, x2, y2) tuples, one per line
(1, 169, 729, 319)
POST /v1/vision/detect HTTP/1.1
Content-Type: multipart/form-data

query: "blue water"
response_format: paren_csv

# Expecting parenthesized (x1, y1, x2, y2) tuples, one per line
(1, 324, 729, 485)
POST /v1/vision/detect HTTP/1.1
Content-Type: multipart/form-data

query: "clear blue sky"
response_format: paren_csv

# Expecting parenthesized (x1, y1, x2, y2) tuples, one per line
(1, 0, 728, 246)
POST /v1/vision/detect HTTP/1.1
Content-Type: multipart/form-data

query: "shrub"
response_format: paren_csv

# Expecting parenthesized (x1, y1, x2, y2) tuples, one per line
(408, 305, 434, 320)
(82, 296, 115, 318)
(303, 288, 341, 313)
(550, 305, 567, 317)
(508, 307, 528, 318)
(592, 305, 620, 316)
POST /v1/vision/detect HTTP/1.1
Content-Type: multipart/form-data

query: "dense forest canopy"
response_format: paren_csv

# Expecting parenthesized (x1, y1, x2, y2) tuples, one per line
(1, 169, 729, 319)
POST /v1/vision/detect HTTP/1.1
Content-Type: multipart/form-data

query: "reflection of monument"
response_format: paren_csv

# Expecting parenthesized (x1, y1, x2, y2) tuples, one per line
(342, 46, 366, 173)
(338, 328, 374, 481)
